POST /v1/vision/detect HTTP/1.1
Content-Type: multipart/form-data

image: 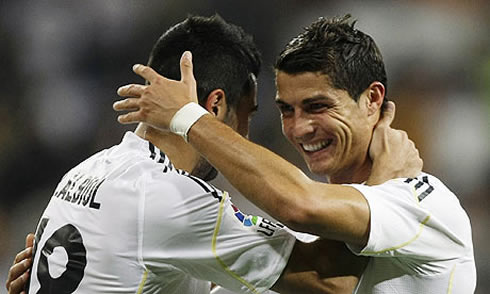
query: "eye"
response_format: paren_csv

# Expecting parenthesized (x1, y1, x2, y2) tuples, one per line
(306, 103, 328, 112)
(277, 104, 294, 117)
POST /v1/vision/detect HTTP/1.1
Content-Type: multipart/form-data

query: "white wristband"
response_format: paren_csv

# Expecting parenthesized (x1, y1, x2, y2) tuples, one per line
(169, 102, 209, 142)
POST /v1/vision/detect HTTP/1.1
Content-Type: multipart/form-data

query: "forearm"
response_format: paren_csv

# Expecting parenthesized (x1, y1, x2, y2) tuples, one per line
(190, 115, 313, 227)
(188, 116, 369, 243)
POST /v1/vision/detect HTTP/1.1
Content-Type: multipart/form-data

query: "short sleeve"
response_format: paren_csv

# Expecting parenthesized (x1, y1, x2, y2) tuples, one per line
(142, 172, 296, 294)
(345, 179, 464, 261)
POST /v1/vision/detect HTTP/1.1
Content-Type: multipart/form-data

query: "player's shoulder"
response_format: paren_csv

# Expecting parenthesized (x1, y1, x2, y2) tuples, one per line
(88, 132, 226, 201)
(91, 132, 177, 182)
(397, 172, 458, 203)
(145, 166, 225, 203)
(349, 172, 456, 207)
(142, 164, 227, 233)
(59, 132, 186, 196)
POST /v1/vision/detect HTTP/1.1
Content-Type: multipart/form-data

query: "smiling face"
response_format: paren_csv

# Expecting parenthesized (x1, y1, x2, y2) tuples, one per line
(276, 71, 377, 183)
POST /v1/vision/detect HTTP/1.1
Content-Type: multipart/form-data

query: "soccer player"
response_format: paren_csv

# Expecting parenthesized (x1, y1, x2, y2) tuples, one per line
(112, 15, 476, 293)
(5, 15, 422, 294)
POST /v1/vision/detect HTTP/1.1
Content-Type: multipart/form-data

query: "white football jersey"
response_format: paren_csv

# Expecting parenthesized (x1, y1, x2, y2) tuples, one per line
(347, 174, 476, 293)
(27, 132, 295, 294)
(211, 230, 319, 294)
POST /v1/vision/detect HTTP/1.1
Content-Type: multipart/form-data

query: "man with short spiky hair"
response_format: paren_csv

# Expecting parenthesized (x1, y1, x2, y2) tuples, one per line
(111, 15, 476, 293)
(276, 15, 388, 112)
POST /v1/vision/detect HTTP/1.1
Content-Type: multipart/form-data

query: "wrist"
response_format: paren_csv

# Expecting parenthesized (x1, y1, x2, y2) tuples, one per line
(169, 102, 209, 142)
(366, 161, 387, 186)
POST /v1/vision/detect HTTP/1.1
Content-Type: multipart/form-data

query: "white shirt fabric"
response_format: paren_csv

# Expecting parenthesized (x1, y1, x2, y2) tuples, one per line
(27, 132, 295, 294)
(211, 230, 319, 294)
(347, 174, 476, 293)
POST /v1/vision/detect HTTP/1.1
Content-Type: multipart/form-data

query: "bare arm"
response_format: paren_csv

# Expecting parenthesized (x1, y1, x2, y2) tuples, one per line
(187, 114, 371, 244)
(272, 239, 368, 294)
(114, 52, 422, 246)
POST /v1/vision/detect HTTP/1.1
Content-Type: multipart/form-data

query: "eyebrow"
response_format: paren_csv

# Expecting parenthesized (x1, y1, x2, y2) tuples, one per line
(302, 95, 334, 105)
(275, 94, 334, 106)
(275, 99, 288, 106)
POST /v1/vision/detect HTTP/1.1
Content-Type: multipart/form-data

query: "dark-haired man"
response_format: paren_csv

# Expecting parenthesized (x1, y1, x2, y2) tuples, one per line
(112, 15, 476, 293)
(5, 15, 422, 294)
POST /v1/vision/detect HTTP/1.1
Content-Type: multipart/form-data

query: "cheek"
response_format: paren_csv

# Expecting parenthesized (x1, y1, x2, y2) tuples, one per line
(237, 119, 249, 138)
(342, 119, 371, 154)
(315, 114, 345, 142)
(281, 119, 293, 141)
(225, 112, 239, 131)
(327, 112, 356, 140)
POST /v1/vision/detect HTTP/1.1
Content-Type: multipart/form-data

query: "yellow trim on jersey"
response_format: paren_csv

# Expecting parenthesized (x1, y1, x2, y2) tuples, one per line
(447, 264, 456, 294)
(363, 182, 432, 255)
(136, 270, 149, 294)
(363, 214, 431, 254)
(212, 191, 260, 294)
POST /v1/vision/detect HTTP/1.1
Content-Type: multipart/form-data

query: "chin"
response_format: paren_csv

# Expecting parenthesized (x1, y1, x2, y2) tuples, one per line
(305, 156, 336, 175)
(306, 163, 332, 177)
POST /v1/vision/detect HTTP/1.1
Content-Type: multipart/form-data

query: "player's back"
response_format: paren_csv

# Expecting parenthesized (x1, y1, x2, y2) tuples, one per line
(27, 132, 210, 293)
(27, 132, 295, 294)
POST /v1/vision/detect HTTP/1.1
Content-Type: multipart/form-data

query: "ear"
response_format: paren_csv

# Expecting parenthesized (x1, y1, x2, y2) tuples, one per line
(362, 82, 385, 116)
(204, 89, 228, 121)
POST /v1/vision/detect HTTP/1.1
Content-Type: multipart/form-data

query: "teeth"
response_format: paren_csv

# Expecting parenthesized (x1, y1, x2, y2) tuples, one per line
(302, 139, 332, 152)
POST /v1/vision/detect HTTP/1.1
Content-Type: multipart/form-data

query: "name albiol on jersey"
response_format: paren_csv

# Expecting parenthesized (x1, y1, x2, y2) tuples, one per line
(52, 172, 105, 210)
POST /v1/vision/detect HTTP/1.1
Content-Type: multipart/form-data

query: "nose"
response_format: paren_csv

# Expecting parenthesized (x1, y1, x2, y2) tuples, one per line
(291, 112, 315, 141)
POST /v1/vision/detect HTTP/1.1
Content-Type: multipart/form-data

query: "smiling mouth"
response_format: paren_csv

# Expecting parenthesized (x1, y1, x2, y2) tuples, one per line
(301, 139, 333, 153)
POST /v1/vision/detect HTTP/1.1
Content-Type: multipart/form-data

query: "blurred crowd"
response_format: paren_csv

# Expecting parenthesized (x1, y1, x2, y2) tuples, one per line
(1, 0, 488, 292)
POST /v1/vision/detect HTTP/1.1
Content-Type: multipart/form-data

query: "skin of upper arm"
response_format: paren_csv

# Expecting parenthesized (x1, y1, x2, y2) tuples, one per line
(272, 239, 368, 294)
(288, 184, 371, 247)
(188, 115, 371, 246)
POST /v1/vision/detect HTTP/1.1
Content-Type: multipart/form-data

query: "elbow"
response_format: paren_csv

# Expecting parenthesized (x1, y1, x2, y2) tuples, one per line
(268, 178, 328, 234)
(279, 196, 319, 233)
(278, 189, 332, 237)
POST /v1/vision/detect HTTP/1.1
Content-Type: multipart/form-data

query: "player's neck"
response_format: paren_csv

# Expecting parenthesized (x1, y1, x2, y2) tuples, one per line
(327, 157, 372, 185)
(134, 124, 200, 173)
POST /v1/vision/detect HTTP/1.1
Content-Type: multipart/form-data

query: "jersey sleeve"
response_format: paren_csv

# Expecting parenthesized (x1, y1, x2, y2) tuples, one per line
(345, 179, 466, 262)
(141, 171, 296, 294)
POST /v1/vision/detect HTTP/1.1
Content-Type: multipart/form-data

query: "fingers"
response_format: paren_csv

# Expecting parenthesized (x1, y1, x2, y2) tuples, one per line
(179, 51, 196, 87)
(132, 64, 162, 84)
(113, 98, 141, 112)
(7, 234, 34, 293)
(25, 233, 34, 248)
(114, 88, 143, 125)
(7, 270, 30, 294)
(114, 97, 144, 124)
(385, 101, 395, 116)
(14, 247, 33, 265)
(378, 101, 396, 127)
(117, 111, 143, 125)
(6, 259, 31, 293)
(117, 84, 145, 97)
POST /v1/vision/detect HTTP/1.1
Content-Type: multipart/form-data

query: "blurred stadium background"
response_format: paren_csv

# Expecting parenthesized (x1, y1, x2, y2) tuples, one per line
(1, 0, 488, 292)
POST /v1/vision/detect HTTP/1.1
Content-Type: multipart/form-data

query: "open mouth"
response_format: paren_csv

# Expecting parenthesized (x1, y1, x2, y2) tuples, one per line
(301, 139, 333, 153)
